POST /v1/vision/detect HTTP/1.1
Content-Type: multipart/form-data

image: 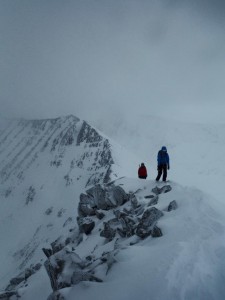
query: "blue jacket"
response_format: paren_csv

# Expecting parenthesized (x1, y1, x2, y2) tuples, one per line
(157, 146, 170, 167)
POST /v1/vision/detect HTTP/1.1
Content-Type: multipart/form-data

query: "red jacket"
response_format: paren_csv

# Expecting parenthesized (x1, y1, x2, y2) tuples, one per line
(138, 165, 147, 177)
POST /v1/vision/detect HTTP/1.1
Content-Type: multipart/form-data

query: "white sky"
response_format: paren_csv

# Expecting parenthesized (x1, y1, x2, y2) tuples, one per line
(0, 0, 225, 123)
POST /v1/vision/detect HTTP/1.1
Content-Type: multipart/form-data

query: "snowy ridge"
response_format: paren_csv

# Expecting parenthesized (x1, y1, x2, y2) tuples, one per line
(2, 178, 225, 300)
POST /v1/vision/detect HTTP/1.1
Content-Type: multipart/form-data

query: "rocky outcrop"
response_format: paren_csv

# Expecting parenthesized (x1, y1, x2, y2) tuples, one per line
(152, 225, 163, 237)
(1, 263, 42, 299)
(0, 177, 175, 300)
(43, 184, 175, 299)
(78, 184, 129, 219)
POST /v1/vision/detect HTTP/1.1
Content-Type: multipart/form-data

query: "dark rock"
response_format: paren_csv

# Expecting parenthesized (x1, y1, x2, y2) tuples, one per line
(144, 195, 155, 199)
(113, 209, 128, 220)
(0, 291, 18, 299)
(168, 200, 178, 211)
(80, 218, 95, 235)
(147, 195, 159, 206)
(152, 226, 163, 237)
(45, 207, 53, 215)
(136, 207, 163, 239)
(117, 227, 126, 238)
(5, 263, 42, 292)
(80, 184, 129, 214)
(33, 263, 42, 271)
(57, 208, 66, 217)
(95, 210, 105, 220)
(151, 186, 161, 195)
(78, 193, 96, 217)
(111, 185, 129, 206)
(85, 255, 93, 261)
(42, 248, 53, 258)
(152, 185, 172, 195)
(76, 121, 103, 145)
(51, 238, 64, 254)
(86, 185, 109, 210)
(9, 277, 24, 286)
(100, 222, 116, 240)
(44, 259, 65, 291)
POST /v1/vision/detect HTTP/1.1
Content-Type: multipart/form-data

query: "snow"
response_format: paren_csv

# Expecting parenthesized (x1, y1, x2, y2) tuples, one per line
(1, 115, 225, 300)
(56, 178, 225, 300)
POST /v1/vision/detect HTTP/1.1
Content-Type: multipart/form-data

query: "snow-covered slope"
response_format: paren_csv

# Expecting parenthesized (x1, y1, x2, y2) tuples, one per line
(0, 115, 139, 292)
(62, 178, 225, 300)
(4, 177, 225, 300)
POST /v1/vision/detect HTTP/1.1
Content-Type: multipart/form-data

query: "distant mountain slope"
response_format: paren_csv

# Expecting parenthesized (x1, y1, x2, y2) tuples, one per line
(0, 115, 113, 189)
(0, 115, 139, 290)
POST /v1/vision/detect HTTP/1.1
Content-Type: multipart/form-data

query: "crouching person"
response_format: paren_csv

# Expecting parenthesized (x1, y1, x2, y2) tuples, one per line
(138, 163, 148, 179)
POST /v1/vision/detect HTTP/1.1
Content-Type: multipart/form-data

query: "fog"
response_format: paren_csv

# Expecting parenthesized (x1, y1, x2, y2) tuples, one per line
(0, 0, 225, 123)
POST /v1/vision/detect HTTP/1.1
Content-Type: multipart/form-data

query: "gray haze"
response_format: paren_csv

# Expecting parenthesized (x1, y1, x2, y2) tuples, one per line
(0, 0, 225, 123)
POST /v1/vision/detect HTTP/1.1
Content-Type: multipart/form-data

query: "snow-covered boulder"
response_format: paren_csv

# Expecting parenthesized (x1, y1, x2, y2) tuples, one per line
(136, 207, 164, 239)
(168, 200, 178, 211)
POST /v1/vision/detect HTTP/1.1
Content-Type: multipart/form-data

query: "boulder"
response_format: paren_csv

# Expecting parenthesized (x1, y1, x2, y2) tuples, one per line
(152, 185, 172, 195)
(147, 195, 159, 206)
(86, 185, 108, 210)
(111, 185, 129, 206)
(168, 200, 178, 211)
(152, 225, 163, 237)
(100, 222, 116, 240)
(79, 218, 95, 235)
(136, 207, 163, 239)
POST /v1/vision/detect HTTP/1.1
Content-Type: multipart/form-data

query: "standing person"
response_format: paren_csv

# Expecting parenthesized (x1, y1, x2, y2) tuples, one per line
(138, 163, 148, 179)
(156, 146, 170, 182)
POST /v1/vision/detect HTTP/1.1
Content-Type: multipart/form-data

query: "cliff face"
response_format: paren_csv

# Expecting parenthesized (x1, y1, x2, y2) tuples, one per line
(0, 115, 114, 191)
(0, 115, 120, 290)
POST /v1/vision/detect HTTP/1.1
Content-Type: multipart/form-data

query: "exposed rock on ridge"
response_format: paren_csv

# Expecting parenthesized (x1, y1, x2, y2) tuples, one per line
(41, 183, 174, 299)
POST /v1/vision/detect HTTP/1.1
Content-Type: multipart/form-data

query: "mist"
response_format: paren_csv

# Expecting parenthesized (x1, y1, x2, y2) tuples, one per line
(0, 0, 225, 123)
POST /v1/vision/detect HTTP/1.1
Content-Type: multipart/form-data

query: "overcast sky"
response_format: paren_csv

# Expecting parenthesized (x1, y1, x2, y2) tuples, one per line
(0, 0, 225, 123)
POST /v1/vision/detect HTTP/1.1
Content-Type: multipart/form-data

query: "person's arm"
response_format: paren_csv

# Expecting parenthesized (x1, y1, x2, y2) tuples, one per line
(167, 153, 170, 169)
(157, 152, 160, 166)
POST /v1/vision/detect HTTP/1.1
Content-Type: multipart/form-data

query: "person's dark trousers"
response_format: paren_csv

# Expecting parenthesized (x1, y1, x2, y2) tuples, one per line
(156, 164, 167, 181)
